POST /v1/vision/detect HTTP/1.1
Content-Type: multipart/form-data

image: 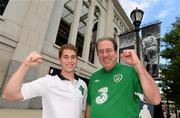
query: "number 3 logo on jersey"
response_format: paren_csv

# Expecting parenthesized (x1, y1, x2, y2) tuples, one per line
(96, 87, 108, 104)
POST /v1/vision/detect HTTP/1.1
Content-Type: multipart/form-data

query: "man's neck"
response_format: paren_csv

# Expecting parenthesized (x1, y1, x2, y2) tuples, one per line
(61, 70, 75, 81)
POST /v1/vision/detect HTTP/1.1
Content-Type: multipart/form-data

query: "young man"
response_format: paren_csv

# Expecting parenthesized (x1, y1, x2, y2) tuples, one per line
(85, 37, 161, 118)
(3, 43, 87, 118)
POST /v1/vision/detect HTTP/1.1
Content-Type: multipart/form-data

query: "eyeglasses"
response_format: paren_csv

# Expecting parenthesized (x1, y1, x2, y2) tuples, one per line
(98, 48, 114, 56)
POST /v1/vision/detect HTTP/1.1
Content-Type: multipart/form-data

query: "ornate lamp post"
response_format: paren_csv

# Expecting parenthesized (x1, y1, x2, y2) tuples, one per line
(130, 7, 144, 59)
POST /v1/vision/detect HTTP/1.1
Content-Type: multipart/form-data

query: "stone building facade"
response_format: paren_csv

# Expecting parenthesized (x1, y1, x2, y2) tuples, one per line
(0, 0, 133, 109)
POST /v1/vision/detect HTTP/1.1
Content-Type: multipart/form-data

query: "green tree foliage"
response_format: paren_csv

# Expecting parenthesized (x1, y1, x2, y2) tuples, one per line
(161, 17, 180, 108)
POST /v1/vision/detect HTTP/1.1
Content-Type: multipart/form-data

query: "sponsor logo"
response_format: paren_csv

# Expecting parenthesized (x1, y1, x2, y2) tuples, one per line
(96, 87, 108, 104)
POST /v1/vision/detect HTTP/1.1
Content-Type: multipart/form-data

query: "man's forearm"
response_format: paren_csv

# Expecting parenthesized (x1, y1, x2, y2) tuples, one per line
(134, 62, 161, 105)
(84, 105, 90, 118)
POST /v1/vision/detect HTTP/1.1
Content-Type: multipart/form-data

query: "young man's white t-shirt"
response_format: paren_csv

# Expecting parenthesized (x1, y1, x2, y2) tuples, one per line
(21, 74, 87, 118)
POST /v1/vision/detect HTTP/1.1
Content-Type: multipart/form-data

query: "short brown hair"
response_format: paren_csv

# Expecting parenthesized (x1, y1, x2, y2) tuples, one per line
(59, 43, 77, 58)
(96, 37, 118, 52)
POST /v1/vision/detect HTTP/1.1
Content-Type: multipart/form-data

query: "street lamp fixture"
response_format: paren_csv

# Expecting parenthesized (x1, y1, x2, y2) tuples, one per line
(130, 7, 144, 59)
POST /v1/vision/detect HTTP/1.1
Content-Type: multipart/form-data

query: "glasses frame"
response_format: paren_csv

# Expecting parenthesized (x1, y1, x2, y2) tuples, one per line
(97, 48, 114, 57)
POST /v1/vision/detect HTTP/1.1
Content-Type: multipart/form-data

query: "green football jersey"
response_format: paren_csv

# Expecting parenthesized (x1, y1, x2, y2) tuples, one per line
(87, 63, 142, 118)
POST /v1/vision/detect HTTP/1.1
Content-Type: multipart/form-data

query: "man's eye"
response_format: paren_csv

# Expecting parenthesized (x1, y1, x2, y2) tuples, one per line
(106, 49, 113, 53)
(63, 56, 69, 59)
(71, 56, 76, 59)
(98, 50, 104, 54)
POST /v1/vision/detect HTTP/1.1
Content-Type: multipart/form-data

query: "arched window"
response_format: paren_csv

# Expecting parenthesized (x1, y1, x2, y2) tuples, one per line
(89, 22, 98, 63)
(113, 27, 118, 38)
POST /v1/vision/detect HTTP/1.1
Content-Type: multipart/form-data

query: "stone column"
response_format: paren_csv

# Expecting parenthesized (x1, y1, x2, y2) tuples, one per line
(105, 0, 114, 36)
(94, 9, 106, 65)
(12, 0, 56, 61)
(68, 0, 83, 45)
(82, 1, 94, 61)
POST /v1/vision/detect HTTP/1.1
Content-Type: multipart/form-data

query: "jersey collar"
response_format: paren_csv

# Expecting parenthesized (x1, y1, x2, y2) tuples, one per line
(57, 72, 79, 81)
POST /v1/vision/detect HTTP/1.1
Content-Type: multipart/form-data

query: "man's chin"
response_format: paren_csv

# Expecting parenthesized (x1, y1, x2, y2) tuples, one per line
(103, 65, 112, 71)
(65, 69, 75, 73)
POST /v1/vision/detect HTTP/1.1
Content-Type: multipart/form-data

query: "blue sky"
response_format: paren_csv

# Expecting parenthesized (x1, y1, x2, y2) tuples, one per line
(118, 0, 180, 64)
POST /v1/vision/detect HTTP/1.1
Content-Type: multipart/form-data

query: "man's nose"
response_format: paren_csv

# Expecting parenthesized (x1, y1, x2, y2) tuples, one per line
(68, 57, 73, 62)
(102, 51, 108, 57)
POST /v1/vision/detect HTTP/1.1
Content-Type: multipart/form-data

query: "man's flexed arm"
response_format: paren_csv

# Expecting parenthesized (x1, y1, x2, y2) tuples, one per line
(2, 52, 42, 101)
(120, 49, 161, 105)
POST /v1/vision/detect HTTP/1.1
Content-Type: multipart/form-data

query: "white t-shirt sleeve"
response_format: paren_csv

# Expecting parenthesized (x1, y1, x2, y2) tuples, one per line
(21, 75, 50, 100)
